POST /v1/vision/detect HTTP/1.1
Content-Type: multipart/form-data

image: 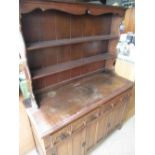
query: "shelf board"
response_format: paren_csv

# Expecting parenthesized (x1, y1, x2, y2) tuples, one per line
(34, 68, 106, 95)
(27, 34, 119, 51)
(32, 53, 115, 80)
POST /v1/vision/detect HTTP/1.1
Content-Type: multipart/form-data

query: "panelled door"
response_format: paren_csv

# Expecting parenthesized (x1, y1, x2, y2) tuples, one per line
(97, 92, 129, 142)
(47, 137, 72, 155)
(72, 127, 86, 155)
(96, 110, 111, 142)
(85, 109, 99, 151)
(106, 93, 129, 134)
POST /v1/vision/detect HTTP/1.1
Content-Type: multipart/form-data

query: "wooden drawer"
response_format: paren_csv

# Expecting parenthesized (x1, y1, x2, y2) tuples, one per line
(85, 108, 100, 125)
(71, 117, 86, 134)
(71, 108, 100, 133)
(51, 125, 71, 146)
(122, 90, 132, 103)
(101, 97, 121, 114)
(101, 102, 112, 114)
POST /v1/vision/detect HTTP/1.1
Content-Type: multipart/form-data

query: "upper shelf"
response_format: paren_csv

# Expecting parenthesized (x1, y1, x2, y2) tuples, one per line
(32, 53, 115, 80)
(27, 34, 119, 51)
(20, 0, 126, 16)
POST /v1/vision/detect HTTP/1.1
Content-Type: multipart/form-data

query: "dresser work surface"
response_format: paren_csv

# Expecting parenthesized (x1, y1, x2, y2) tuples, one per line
(28, 72, 133, 137)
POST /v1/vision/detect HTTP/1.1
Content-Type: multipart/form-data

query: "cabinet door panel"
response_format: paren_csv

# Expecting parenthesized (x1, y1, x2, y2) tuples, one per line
(72, 127, 86, 155)
(85, 109, 99, 151)
(56, 138, 72, 155)
(113, 103, 126, 126)
(107, 99, 127, 133)
(85, 120, 98, 151)
(46, 147, 56, 155)
(97, 111, 111, 142)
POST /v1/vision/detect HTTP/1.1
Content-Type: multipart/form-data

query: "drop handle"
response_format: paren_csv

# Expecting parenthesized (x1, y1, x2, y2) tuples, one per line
(87, 115, 99, 124)
(54, 133, 69, 144)
(82, 141, 86, 147)
(107, 122, 111, 128)
(72, 122, 86, 134)
(60, 133, 68, 140)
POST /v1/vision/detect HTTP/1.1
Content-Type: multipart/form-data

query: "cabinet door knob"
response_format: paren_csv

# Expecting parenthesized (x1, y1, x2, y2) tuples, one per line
(107, 122, 111, 128)
(82, 141, 86, 147)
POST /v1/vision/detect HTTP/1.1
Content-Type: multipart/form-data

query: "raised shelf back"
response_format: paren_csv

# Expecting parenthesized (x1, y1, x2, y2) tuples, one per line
(20, 1, 125, 98)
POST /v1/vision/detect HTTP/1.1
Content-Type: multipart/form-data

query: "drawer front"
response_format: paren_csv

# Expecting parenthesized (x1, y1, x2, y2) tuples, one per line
(101, 96, 122, 114)
(51, 125, 71, 146)
(85, 108, 100, 125)
(71, 108, 100, 133)
(122, 90, 131, 103)
(101, 102, 111, 114)
(71, 117, 86, 134)
(102, 89, 132, 113)
(105, 91, 131, 133)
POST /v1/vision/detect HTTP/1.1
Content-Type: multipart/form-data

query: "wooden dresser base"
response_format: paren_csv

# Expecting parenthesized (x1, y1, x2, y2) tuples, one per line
(27, 72, 133, 155)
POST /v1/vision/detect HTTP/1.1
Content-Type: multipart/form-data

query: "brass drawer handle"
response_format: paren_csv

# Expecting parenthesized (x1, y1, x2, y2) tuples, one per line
(82, 141, 86, 147)
(53, 132, 70, 145)
(60, 133, 68, 140)
(72, 122, 86, 134)
(87, 115, 98, 124)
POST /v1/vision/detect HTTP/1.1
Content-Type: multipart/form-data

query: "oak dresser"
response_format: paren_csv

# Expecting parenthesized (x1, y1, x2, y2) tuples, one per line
(20, 1, 134, 155)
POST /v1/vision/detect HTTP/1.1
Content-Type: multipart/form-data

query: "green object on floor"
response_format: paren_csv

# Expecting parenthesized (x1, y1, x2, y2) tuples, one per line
(19, 80, 30, 100)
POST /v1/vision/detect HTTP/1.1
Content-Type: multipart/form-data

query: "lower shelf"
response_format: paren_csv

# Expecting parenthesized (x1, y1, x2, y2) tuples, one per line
(32, 53, 115, 80)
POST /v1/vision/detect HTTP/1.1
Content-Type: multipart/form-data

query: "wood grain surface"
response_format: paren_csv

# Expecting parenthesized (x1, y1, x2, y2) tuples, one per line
(19, 2, 134, 155)
(27, 72, 133, 137)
